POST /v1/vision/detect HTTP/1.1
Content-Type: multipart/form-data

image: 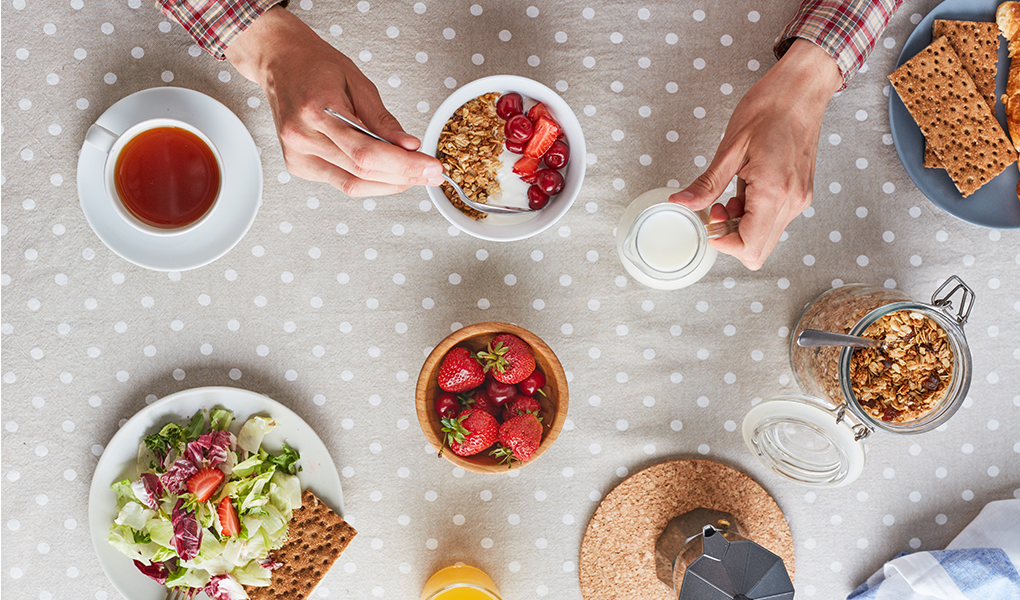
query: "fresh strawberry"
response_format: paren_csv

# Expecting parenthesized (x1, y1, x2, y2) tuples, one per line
(217, 496, 240, 537)
(503, 395, 542, 421)
(186, 467, 224, 502)
(512, 155, 541, 180)
(460, 389, 501, 420)
(478, 333, 536, 384)
(437, 347, 485, 393)
(441, 408, 499, 457)
(527, 102, 559, 129)
(524, 117, 560, 159)
(492, 413, 543, 465)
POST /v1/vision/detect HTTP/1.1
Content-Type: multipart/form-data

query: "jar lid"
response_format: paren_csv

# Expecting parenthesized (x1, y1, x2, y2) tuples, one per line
(742, 394, 866, 488)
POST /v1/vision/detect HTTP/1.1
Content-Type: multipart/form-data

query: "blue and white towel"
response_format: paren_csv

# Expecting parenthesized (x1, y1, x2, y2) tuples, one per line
(849, 499, 1020, 600)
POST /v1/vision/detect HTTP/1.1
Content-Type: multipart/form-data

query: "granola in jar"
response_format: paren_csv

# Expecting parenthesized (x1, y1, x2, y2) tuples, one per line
(849, 311, 953, 423)
(436, 92, 505, 220)
(790, 285, 911, 405)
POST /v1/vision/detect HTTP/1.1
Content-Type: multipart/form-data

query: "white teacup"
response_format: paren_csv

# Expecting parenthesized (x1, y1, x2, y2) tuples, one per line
(84, 118, 223, 236)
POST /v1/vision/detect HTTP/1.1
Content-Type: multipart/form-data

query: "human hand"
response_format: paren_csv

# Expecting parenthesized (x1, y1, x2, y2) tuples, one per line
(225, 7, 443, 196)
(670, 39, 843, 270)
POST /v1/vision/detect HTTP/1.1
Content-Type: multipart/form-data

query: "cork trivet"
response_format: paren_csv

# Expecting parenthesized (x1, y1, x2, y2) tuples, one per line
(578, 460, 793, 600)
(245, 489, 357, 600)
(923, 20, 1001, 168)
(890, 36, 1017, 197)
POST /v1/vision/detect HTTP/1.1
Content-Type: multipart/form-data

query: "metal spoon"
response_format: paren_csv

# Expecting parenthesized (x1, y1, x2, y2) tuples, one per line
(323, 108, 535, 215)
(796, 329, 884, 349)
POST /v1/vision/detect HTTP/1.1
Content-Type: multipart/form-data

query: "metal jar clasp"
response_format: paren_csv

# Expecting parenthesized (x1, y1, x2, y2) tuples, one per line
(931, 275, 975, 326)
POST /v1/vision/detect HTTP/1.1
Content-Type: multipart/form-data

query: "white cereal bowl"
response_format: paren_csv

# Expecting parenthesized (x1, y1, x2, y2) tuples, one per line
(422, 75, 586, 242)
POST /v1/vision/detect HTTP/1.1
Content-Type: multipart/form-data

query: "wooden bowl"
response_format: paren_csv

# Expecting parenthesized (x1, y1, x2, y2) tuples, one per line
(415, 322, 569, 474)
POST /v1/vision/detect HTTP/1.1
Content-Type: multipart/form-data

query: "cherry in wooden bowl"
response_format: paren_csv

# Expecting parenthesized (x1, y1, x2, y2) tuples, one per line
(415, 322, 569, 474)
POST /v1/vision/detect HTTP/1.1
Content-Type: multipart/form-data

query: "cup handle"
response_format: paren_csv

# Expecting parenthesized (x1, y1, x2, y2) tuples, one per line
(706, 218, 740, 239)
(705, 177, 745, 239)
(84, 123, 118, 154)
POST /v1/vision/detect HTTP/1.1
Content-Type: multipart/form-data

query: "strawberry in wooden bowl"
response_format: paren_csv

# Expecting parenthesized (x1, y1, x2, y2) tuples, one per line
(415, 322, 568, 473)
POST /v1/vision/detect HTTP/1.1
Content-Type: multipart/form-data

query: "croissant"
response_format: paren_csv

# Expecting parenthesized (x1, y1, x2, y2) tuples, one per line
(998, 2, 1020, 153)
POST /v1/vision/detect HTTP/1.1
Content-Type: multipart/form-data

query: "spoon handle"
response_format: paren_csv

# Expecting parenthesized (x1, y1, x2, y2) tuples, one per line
(796, 329, 883, 349)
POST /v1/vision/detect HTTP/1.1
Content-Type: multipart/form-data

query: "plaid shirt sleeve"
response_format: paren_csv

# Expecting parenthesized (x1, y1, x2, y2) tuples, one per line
(153, 0, 288, 60)
(774, 0, 904, 90)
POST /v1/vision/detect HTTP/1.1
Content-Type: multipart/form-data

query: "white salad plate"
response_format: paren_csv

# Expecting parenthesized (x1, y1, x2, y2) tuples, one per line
(88, 386, 343, 600)
(77, 87, 263, 270)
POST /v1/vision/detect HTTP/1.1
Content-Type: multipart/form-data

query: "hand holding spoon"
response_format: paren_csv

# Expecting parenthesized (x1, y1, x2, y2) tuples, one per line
(324, 108, 536, 215)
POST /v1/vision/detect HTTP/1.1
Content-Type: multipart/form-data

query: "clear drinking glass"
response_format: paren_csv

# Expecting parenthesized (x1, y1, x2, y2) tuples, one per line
(420, 565, 502, 600)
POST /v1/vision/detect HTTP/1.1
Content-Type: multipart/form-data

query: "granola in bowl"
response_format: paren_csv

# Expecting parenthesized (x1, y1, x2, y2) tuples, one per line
(422, 75, 587, 242)
(436, 92, 505, 220)
(849, 311, 953, 423)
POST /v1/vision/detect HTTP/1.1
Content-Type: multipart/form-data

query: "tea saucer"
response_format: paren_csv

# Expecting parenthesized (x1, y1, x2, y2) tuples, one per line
(77, 87, 262, 271)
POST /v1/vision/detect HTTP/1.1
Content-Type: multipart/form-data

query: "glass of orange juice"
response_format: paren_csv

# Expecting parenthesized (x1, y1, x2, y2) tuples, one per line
(420, 564, 502, 600)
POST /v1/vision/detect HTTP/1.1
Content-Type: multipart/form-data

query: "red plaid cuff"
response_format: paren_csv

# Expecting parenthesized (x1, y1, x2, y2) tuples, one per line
(153, 0, 287, 60)
(775, 0, 903, 90)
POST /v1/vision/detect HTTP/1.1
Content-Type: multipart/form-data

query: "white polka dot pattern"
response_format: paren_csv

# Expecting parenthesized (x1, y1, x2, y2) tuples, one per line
(1, 3, 1019, 600)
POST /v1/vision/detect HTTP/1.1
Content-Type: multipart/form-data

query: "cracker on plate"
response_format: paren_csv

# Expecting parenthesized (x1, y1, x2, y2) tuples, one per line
(244, 489, 356, 600)
(923, 20, 1001, 168)
(890, 36, 1017, 196)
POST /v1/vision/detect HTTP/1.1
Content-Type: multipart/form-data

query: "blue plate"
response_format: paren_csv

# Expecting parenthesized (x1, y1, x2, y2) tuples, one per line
(890, 0, 1020, 229)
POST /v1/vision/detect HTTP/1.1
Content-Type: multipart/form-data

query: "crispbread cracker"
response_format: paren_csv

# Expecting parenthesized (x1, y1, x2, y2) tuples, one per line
(924, 20, 1002, 168)
(890, 36, 1017, 196)
(923, 21, 1001, 167)
(245, 489, 356, 600)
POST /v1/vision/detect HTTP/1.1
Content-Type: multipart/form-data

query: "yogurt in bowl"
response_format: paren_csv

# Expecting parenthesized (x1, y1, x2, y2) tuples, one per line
(423, 75, 586, 242)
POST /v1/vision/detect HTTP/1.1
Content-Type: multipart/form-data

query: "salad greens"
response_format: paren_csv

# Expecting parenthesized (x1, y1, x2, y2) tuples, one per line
(109, 408, 301, 600)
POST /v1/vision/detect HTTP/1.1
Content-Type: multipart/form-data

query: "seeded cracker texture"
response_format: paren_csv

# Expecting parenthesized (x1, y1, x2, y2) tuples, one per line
(923, 20, 1001, 168)
(437, 92, 505, 220)
(244, 489, 356, 600)
(889, 35, 1017, 196)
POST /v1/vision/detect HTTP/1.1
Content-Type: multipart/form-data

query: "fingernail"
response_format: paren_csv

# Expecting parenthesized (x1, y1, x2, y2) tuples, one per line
(426, 176, 445, 186)
(669, 190, 695, 203)
(423, 165, 443, 177)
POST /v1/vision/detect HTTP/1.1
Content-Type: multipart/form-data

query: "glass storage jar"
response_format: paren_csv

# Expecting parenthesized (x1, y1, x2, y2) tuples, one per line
(744, 276, 975, 487)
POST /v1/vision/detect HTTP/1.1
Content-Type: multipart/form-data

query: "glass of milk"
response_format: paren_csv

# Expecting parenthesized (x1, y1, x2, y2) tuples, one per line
(616, 188, 739, 290)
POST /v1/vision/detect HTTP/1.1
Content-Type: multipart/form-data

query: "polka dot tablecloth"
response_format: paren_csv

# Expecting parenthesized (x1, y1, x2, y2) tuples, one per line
(2, 1, 1019, 599)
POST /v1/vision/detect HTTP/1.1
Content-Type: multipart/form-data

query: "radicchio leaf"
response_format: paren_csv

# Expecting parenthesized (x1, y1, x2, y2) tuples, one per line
(171, 499, 202, 561)
(258, 555, 283, 571)
(131, 472, 164, 510)
(184, 433, 212, 466)
(207, 430, 233, 468)
(203, 574, 248, 600)
(133, 559, 170, 584)
(161, 459, 199, 495)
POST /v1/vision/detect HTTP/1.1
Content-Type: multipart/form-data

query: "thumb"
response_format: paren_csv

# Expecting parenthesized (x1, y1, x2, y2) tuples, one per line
(669, 143, 743, 210)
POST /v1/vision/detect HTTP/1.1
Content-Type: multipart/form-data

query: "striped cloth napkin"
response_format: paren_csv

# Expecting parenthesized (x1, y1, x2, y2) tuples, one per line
(849, 499, 1020, 600)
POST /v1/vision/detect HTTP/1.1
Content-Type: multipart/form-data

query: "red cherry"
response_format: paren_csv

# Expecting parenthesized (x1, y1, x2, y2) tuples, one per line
(486, 378, 518, 405)
(535, 169, 564, 195)
(527, 185, 549, 210)
(434, 393, 460, 419)
(504, 114, 534, 144)
(505, 139, 526, 154)
(517, 370, 546, 397)
(543, 140, 569, 169)
(496, 93, 524, 120)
